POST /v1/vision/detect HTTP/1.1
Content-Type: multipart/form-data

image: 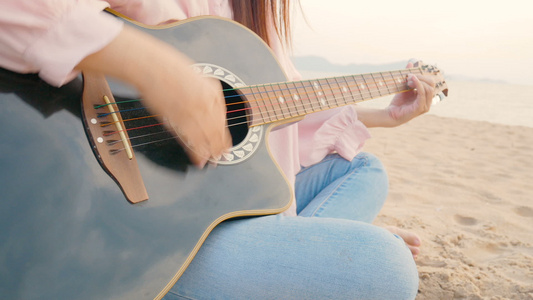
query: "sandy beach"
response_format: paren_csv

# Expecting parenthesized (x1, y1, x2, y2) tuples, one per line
(364, 114, 533, 299)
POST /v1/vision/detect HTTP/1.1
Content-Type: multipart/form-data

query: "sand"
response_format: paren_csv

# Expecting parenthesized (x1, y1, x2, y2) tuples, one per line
(364, 114, 533, 299)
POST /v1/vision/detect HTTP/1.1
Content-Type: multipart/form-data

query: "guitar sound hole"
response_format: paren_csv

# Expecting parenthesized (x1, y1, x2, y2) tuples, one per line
(112, 80, 252, 171)
(221, 81, 249, 146)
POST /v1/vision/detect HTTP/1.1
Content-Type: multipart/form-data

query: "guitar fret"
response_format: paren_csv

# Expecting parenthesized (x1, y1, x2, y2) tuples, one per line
(325, 77, 340, 107)
(285, 81, 305, 117)
(317, 79, 332, 109)
(332, 76, 349, 106)
(370, 73, 383, 98)
(303, 80, 318, 112)
(247, 65, 446, 126)
(394, 70, 406, 90)
(254, 84, 275, 123)
(353, 75, 367, 101)
(314, 80, 324, 108)
(280, 83, 295, 119)
(276, 83, 291, 120)
(377, 72, 391, 96)
(399, 69, 409, 91)
(285, 83, 303, 117)
(391, 71, 405, 93)
(341, 75, 358, 102)
(244, 86, 265, 125)
(362, 73, 377, 99)
(379, 72, 390, 95)
(244, 86, 258, 125)
(263, 84, 283, 120)
(326, 78, 335, 107)
(294, 81, 311, 115)
(387, 72, 400, 94)
(383, 72, 392, 94)
(394, 72, 403, 93)
(310, 80, 324, 109)
(384, 71, 398, 94)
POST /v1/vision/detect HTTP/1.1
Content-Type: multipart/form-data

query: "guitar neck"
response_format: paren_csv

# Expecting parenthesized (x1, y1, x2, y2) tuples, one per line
(241, 67, 423, 126)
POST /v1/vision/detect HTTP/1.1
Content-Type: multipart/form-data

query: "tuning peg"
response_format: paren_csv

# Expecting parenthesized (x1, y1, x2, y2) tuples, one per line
(432, 95, 440, 105)
(408, 58, 421, 66)
(432, 91, 447, 105)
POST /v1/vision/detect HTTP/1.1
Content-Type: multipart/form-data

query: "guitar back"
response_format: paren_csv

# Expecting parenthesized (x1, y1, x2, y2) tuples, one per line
(0, 17, 292, 300)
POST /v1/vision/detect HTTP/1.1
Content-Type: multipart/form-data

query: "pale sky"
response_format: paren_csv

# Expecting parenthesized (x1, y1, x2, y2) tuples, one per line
(291, 0, 533, 86)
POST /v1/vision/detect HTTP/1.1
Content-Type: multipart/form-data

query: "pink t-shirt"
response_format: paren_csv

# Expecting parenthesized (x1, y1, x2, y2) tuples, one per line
(0, 0, 370, 216)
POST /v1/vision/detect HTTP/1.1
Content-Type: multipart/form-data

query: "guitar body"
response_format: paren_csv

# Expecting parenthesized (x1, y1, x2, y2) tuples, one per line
(0, 17, 292, 299)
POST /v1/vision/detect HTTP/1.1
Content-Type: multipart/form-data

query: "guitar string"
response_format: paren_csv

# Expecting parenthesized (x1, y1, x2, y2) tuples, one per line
(93, 98, 142, 110)
(98, 74, 415, 151)
(96, 65, 437, 154)
(92, 68, 445, 155)
(100, 74, 410, 137)
(108, 87, 411, 154)
(103, 77, 415, 154)
(103, 65, 443, 132)
(100, 114, 159, 127)
(99, 71, 415, 127)
(236, 68, 413, 107)
(92, 68, 412, 109)
(221, 68, 420, 103)
(97, 68, 421, 113)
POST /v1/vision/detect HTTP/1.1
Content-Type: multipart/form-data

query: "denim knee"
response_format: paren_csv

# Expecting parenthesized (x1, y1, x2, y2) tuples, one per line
(356, 152, 388, 184)
(357, 152, 389, 205)
(371, 229, 419, 300)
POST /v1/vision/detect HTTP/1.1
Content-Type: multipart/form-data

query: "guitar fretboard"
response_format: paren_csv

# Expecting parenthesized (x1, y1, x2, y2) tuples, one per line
(239, 68, 423, 126)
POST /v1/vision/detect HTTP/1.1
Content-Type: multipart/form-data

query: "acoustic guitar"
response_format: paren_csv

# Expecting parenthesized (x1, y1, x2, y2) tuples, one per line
(0, 15, 447, 300)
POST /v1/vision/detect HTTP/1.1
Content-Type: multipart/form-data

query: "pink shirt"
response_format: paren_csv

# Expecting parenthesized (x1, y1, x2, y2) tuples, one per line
(0, 0, 370, 216)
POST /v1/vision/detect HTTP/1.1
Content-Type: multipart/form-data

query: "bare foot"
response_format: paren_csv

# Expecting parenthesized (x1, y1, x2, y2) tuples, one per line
(385, 226, 421, 259)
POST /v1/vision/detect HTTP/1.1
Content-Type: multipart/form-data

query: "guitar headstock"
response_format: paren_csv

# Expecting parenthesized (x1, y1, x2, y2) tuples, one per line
(415, 62, 449, 103)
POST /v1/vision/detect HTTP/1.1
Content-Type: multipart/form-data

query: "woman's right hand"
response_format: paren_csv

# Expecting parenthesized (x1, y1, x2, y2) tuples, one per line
(77, 25, 232, 167)
(139, 61, 232, 168)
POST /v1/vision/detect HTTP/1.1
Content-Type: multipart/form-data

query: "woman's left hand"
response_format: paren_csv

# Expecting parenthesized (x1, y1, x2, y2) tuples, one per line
(386, 61, 436, 126)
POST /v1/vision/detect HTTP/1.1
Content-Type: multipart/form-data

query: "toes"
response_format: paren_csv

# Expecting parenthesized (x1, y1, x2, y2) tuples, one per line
(385, 226, 421, 247)
(402, 230, 421, 247)
(408, 245, 420, 259)
(385, 226, 422, 258)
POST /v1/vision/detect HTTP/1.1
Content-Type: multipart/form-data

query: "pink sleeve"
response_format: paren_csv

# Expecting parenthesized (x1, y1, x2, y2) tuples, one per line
(297, 106, 371, 168)
(0, 0, 123, 87)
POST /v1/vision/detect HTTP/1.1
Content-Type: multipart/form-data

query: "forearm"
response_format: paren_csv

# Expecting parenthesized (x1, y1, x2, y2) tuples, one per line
(354, 106, 398, 128)
(74, 24, 206, 119)
(76, 25, 231, 167)
(355, 73, 436, 128)
(75, 25, 194, 95)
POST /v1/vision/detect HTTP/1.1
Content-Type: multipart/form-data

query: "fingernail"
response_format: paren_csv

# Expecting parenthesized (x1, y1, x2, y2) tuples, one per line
(196, 159, 208, 169)
(407, 74, 415, 87)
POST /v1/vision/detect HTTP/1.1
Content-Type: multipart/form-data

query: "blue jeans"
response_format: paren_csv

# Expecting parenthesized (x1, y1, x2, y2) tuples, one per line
(164, 153, 418, 299)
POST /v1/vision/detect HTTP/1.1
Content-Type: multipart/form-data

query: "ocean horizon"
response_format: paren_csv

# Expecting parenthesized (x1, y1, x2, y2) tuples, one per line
(299, 70, 533, 129)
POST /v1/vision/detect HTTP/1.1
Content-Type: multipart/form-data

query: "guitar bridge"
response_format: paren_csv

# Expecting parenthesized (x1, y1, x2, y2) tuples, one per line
(82, 72, 148, 203)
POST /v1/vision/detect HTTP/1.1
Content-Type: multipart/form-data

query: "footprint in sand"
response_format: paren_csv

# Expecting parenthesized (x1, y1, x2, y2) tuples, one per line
(454, 214, 478, 226)
(464, 241, 508, 263)
(513, 206, 533, 218)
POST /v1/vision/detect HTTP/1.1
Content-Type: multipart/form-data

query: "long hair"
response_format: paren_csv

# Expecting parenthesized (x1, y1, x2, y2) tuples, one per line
(231, 0, 292, 47)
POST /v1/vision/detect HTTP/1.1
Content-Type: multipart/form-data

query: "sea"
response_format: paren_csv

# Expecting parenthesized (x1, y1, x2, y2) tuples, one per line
(300, 71, 533, 129)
